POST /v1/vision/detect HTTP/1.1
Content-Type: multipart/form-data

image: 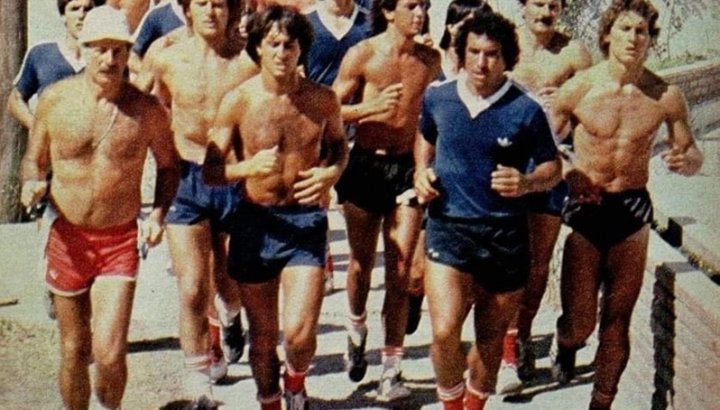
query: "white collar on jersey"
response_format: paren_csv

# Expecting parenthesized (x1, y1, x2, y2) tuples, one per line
(316, 1, 360, 40)
(56, 40, 86, 73)
(456, 70, 512, 119)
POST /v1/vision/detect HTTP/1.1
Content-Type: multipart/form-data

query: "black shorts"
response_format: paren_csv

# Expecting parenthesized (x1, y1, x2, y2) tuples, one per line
(562, 188, 653, 251)
(425, 215, 530, 293)
(227, 201, 327, 284)
(335, 146, 415, 214)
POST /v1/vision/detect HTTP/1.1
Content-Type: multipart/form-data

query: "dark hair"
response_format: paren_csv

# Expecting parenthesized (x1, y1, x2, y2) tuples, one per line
(370, 0, 398, 35)
(58, 0, 96, 16)
(180, 0, 243, 35)
(598, 0, 660, 56)
(454, 10, 519, 70)
(245, 5, 314, 66)
(439, 0, 492, 50)
(517, 0, 566, 7)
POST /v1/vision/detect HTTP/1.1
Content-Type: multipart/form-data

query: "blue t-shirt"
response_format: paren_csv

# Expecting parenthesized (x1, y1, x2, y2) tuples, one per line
(14, 42, 84, 100)
(420, 77, 558, 220)
(132, 2, 185, 58)
(305, 7, 370, 86)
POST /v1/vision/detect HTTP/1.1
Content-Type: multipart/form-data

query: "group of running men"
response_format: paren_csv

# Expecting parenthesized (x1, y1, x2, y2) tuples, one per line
(9, 0, 703, 409)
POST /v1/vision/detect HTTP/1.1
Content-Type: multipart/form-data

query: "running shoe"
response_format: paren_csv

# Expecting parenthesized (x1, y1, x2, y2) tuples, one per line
(550, 335, 576, 385)
(376, 369, 411, 402)
(516, 338, 536, 381)
(496, 361, 522, 394)
(221, 314, 246, 364)
(185, 395, 217, 410)
(345, 331, 368, 382)
(209, 348, 228, 383)
(284, 389, 309, 410)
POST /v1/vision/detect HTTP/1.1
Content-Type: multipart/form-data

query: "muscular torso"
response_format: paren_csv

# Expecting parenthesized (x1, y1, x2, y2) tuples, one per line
(237, 78, 335, 206)
(158, 39, 253, 163)
(512, 31, 579, 92)
(45, 80, 159, 228)
(354, 39, 439, 154)
(570, 67, 669, 191)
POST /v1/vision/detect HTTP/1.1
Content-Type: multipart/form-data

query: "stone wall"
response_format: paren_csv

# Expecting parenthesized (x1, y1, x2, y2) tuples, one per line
(660, 59, 720, 135)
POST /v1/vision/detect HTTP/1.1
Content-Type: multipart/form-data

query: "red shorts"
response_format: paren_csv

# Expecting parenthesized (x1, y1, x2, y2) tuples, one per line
(45, 218, 139, 296)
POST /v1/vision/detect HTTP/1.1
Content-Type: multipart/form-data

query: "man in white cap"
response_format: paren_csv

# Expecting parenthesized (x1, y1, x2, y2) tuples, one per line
(20, 5, 179, 409)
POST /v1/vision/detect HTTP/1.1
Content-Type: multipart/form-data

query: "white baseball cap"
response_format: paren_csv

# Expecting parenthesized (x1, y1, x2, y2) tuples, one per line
(79, 5, 133, 45)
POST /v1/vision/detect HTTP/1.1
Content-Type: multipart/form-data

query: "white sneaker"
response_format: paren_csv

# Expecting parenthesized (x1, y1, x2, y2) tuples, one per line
(497, 361, 522, 394)
(184, 371, 215, 409)
(376, 370, 411, 402)
(209, 355, 227, 383)
(284, 389, 309, 410)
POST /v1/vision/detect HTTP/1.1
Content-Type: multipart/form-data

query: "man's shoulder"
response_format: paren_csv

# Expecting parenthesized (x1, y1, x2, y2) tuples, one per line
(412, 42, 441, 68)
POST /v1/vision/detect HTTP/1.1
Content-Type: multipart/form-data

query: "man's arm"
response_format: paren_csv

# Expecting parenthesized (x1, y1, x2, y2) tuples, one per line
(203, 89, 279, 185)
(332, 44, 401, 124)
(661, 85, 703, 176)
(293, 91, 349, 205)
(413, 131, 438, 204)
(6, 88, 35, 130)
(19, 91, 53, 208)
(145, 101, 179, 246)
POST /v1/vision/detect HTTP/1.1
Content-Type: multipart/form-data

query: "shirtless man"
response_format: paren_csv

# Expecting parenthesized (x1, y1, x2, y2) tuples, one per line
(498, 0, 592, 391)
(550, 1, 702, 408)
(19, 6, 178, 409)
(140, 0, 258, 405)
(415, 11, 560, 409)
(203, 6, 347, 408)
(331, 0, 440, 400)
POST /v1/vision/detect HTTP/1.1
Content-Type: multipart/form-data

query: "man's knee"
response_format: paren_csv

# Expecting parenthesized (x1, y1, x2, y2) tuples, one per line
(61, 336, 92, 365)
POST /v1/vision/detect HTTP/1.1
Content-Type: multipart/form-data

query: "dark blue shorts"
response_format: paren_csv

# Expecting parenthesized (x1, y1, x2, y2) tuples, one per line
(228, 201, 328, 284)
(165, 161, 241, 232)
(525, 180, 568, 216)
(425, 215, 529, 293)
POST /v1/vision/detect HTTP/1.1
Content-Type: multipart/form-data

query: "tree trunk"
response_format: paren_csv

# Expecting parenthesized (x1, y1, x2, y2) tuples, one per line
(0, 1, 28, 223)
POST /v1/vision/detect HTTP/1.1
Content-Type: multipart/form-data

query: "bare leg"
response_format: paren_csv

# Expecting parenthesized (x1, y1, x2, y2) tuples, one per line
(592, 227, 648, 407)
(55, 292, 92, 410)
(240, 277, 281, 397)
(91, 277, 136, 408)
(425, 260, 473, 388)
(381, 204, 422, 347)
(281, 266, 325, 374)
(167, 222, 213, 358)
(343, 202, 382, 318)
(556, 231, 603, 348)
(517, 213, 562, 340)
(468, 286, 523, 392)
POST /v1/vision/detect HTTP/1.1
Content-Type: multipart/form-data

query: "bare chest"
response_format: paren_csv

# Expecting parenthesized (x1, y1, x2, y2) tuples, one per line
(365, 54, 431, 95)
(514, 50, 575, 90)
(241, 97, 325, 153)
(575, 85, 665, 142)
(164, 58, 239, 109)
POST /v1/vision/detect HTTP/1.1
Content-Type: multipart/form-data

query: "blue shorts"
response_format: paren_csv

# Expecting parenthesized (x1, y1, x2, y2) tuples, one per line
(525, 180, 568, 216)
(227, 201, 328, 283)
(165, 161, 241, 231)
(425, 215, 529, 293)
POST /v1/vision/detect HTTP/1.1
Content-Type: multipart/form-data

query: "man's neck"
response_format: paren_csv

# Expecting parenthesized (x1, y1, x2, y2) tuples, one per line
(261, 69, 300, 95)
(86, 75, 122, 103)
(322, 0, 354, 17)
(383, 26, 416, 54)
(521, 26, 555, 51)
(607, 56, 645, 85)
(64, 33, 82, 60)
(192, 30, 226, 55)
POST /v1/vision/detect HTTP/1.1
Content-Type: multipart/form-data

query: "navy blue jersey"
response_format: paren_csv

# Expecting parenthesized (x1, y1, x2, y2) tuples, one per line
(305, 7, 370, 86)
(14, 42, 84, 100)
(420, 76, 557, 220)
(132, 2, 185, 58)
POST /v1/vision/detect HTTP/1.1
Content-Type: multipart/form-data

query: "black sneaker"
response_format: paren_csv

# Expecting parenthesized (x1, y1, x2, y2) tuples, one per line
(345, 332, 368, 382)
(405, 294, 423, 335)
(550, 336, 576, 385)
(516, 338, 536, 381)
(221, 314, 246, 364)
